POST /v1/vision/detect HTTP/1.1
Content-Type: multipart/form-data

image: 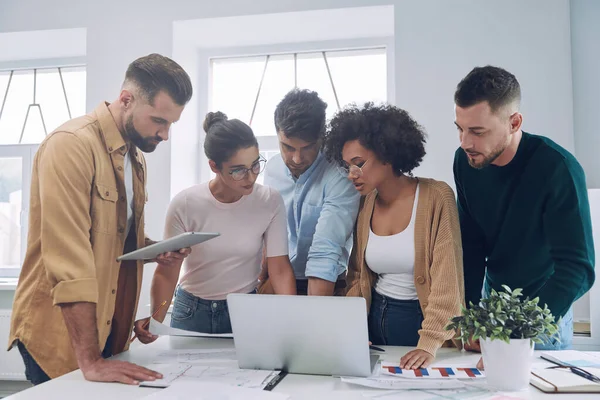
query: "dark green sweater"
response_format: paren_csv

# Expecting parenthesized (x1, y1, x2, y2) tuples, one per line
(454, 131, 595, 318)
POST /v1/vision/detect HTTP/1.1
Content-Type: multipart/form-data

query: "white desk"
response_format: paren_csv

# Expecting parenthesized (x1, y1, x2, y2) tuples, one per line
(6, 336, 600, 399)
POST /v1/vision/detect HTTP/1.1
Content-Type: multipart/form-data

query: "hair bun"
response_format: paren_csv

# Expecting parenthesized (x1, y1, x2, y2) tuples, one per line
(203, 111, 228, 133)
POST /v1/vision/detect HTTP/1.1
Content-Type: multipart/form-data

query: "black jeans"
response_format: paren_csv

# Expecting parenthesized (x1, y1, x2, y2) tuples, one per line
(368, 290, 424, 346)
(17, 342, 50, 385)
(18, 335, 114, 385)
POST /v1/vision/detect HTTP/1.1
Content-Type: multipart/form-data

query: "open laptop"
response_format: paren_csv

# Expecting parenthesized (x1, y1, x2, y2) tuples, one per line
(227, 294, 378, 377)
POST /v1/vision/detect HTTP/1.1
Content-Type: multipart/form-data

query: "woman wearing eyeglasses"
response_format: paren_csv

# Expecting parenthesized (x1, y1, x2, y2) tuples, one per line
(323, 103, 464, 370)
(144, 111, 296, 337)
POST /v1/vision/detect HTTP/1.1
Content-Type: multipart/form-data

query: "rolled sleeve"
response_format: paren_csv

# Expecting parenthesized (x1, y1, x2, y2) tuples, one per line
(38, 132, 97, 305)
(305, 175, 360, 282)
(51, 278, 98, 305)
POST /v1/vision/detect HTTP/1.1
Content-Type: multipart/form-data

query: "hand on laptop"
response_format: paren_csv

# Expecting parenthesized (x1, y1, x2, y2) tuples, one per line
(399, 349, 434, 369)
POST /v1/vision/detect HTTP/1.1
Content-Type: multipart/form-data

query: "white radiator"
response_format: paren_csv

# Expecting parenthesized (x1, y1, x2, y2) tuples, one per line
(0, 310, 26, 380)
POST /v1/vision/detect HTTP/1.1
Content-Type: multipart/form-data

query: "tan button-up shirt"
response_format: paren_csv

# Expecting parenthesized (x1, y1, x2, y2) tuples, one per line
(9, 102, 148, 378)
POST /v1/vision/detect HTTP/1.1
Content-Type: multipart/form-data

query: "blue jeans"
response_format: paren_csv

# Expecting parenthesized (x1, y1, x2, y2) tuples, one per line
(483, 284, 573, 350)
(171, 286, 256, 334)
(536, 308, 573, 350)
(368, 290, 424, 346)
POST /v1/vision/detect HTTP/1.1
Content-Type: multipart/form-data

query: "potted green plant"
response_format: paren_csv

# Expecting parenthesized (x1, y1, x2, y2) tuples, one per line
(446, 285, 560, 391)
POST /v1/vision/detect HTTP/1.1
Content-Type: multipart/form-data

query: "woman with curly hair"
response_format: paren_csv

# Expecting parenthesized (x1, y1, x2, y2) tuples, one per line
(324, 103, 464, 369)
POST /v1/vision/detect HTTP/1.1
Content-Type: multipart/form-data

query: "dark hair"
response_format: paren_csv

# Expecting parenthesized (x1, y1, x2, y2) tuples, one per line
(124, 53, 193, 106)
(274, 88, 327, 142)
(454, 66, 521, 112)
(203, 111, 258, 168)
(324, 103, 426, 176)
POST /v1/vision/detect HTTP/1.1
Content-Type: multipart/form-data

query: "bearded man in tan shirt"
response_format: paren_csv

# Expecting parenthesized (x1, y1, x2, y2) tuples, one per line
(8, 53, 192, 386)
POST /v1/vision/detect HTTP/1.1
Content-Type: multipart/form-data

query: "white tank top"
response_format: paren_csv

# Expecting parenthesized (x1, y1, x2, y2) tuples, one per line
(365, 184, 419, 300)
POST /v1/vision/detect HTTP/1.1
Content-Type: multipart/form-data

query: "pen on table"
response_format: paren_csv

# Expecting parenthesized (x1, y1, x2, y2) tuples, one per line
(547, 365, 600, 383)
(567, 366, 600, 383)
(369, 345, 385, 352)
(129, 300, 167, 343)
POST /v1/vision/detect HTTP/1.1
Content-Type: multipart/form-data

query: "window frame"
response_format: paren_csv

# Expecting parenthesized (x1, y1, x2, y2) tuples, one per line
(0, 144, 36, 279)
(199, 37, 394, 184)
(0, 58, 86, 281)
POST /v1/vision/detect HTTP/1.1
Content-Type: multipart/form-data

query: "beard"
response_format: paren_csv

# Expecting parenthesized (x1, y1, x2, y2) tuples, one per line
(467, 140, 509, 170)
(124, 115, 162, 153)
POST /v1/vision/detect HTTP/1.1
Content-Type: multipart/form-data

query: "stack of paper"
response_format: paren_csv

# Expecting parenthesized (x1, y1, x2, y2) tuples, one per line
(540, 350, 600, 368)
(341, 362, 486, 390)
(380, 363, 485, 379)
(149, 318, 233, 338)
(140, 363, 281, 390)
(154, 349, 238, 363)
(361, 386, 494, 399)
(341, 376, 467, 390)
(143, 381, 290, 399)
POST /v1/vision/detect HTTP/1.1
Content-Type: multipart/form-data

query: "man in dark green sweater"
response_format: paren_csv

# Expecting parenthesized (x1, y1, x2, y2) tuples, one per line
(453, 66, 595, 351)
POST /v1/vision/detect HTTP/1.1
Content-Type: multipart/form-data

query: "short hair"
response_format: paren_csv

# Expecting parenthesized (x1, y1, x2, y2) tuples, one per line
(274, 88, 327, 142)
(124, 53, 193, 106)
(203, 111, 258, 168)
(324, 103, 426, 176)
(454, 66, 521, 113)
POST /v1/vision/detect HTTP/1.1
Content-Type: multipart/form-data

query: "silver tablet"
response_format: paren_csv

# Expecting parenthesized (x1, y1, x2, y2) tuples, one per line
(117, 232, 220, 261)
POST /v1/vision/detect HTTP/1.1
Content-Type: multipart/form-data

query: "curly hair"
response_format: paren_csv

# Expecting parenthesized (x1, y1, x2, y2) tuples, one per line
(324, 103, 426, 176)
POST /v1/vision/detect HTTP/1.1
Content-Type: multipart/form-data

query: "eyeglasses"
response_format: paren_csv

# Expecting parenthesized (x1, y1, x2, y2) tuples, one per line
(547, 365, 600, 383)
(338, 159, 369, 178)
(228, 156, 267, 181)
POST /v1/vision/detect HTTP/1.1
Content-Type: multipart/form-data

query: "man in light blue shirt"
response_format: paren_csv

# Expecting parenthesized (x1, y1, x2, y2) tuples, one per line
(263, 89, 360, 295)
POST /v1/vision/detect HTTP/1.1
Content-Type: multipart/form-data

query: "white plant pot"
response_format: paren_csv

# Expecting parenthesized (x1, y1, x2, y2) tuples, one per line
(480, 337, 534, 391)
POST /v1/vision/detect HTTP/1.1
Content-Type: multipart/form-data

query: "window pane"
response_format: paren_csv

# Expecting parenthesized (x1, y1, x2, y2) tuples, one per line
(37, 68, 69, 136)
(0, 72, 9, 105)
(296, 52, 339, 121)
(250, 54, 294, 137)
(211, 56, 268, 125)
(0, 157, 22, 273)
(208, 47, 387, 176)
(20, 105, 46, 144)
(61, 66, 87, 118)
(211, 55, 295, 137)
(0, 70, 33, 145)
(211, 48, 387, 142)
(0, 67, 86, 145)
(325, 48, 387, 108)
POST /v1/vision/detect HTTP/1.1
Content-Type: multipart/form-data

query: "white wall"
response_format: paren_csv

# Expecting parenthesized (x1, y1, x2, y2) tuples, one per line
(395, 0, 575, 182)
(571, 0, 600, 188)
(0, 0, 590, 320)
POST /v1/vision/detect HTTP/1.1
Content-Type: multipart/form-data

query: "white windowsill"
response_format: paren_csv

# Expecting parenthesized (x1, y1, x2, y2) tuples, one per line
(0, 278, 18, 290)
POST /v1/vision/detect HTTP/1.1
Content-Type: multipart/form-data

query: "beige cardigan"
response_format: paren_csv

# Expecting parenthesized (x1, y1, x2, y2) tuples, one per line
(345, 178, 465, 356)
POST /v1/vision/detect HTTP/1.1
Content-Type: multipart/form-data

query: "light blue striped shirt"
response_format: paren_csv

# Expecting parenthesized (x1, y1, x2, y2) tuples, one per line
(264, 152, 360, 282)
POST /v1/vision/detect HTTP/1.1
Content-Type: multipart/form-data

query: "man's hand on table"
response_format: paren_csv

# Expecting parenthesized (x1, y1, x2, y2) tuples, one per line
(81, 358, 162, 385)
